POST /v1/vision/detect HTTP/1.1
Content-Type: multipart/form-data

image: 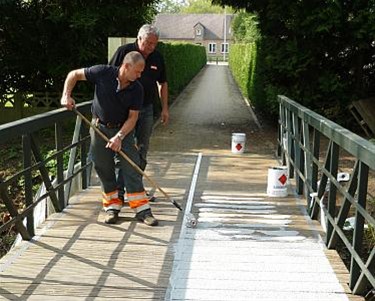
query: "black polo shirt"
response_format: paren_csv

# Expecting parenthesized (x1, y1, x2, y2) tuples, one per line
(84, 65, 144, 124)
(109, 41, 167, 107)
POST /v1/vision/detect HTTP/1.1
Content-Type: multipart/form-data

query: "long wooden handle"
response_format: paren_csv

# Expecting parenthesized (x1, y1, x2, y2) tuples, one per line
(73, 108, 182, 210)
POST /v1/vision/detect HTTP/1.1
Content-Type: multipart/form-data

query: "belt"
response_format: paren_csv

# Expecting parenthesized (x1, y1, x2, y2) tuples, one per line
(95, 118, 122, 129)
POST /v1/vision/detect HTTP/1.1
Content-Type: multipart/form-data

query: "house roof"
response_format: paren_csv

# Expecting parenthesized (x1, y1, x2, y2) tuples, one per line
(153, 13, 234, 40)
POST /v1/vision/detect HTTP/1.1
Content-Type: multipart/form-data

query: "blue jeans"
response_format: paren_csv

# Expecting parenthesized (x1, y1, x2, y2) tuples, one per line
(135, 103, 154, 170)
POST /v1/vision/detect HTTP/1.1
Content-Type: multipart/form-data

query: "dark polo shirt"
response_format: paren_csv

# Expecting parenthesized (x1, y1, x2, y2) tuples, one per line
(109, 41, 167, 107)
(84, 65, 143, 124)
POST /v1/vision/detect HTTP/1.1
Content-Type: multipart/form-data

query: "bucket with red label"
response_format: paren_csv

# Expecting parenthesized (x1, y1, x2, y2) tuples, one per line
(231, 133, 246, 154)
(267, 166, 288, 197)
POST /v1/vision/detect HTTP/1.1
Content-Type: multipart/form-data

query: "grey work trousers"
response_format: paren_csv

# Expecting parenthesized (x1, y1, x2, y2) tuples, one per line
(116, 104, 154, 196)
(90, 121, 144, 195)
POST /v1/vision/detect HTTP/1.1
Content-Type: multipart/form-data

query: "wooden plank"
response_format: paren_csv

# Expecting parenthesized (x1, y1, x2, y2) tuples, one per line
(0, 153, 196, 301)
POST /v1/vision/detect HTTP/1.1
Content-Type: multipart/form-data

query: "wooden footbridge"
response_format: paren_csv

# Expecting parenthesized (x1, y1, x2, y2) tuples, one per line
(0, 64, 374, 300)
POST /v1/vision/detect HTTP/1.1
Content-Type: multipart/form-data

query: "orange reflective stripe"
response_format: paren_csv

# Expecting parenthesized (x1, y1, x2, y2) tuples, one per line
(127, 191, 148, 209)
(102, 198, 123, 207)
(102, 190, 118, 200)
(128, 199, 149, 209)
(127, 191, 146, 200)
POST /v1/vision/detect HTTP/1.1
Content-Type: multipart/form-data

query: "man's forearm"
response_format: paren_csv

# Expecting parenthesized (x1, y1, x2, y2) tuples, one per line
(117, 111, 139, 139)
(119, 119, 137, 137)
(63, 71, 78, 97)
(63, 69, 86, 96)
(160, 82, 169, 109)
(61, 69, 86, 110)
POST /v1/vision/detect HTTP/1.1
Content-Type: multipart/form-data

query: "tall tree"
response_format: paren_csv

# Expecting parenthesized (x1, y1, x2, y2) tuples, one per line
(157, 0, 185, 13)
(213, 0, 375, 122)
(0, 0, 158, 94)
(181, 0, 232, 14)
(231, 11, 259, 43)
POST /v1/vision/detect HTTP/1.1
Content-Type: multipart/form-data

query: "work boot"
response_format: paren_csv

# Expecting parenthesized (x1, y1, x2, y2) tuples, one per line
(105, 210, 119, 224)
(135, 208, 158, 226)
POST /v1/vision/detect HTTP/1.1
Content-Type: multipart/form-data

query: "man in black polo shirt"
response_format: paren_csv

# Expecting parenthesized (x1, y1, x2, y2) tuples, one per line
(110, 24, 169, 201)
(61, 51, 158, 226)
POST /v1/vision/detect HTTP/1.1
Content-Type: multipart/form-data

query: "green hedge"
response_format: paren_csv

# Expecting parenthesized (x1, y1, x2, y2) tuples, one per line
(216, 1, 375, 127)
(229, 42, 267, 113)
(157, 42, 206, 98)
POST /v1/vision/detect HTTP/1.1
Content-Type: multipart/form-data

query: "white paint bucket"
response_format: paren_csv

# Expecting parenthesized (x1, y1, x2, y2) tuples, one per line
(231, 133, 246, 154)
(267, 166, 288, 197)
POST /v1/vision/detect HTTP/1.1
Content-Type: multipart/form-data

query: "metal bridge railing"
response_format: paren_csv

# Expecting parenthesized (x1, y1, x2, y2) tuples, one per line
(277, 95, 375, 296)
(0, 102, 92, 240)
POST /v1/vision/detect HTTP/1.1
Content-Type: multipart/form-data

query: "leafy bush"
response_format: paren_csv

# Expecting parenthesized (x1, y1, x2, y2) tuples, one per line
(216, 1, 375, 125)
(157, 42, 206, 97)
(0, 0, 158, 95)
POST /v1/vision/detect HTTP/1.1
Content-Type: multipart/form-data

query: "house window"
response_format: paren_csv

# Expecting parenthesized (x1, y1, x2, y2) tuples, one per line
(221, 43, 229, 53)
(208, 43, 216, 53)
(196, 28, 202, 36)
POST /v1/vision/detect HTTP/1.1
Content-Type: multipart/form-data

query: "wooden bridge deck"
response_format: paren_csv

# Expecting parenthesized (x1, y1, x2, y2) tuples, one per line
(0, 152, 364, 301)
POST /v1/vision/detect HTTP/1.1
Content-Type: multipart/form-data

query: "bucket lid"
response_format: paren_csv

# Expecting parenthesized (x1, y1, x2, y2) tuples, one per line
(270, 166, 288, 170)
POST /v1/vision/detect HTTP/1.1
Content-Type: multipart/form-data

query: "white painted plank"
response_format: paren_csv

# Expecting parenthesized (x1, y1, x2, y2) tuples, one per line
(171, 289, 350, 301)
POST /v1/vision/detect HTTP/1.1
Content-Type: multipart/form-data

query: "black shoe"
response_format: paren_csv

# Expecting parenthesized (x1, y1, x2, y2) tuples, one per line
(135, 209, 158, 226)
(105, 210, 119, 224)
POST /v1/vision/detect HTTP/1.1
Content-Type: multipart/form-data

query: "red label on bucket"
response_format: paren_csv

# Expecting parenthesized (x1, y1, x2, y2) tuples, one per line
(278, 174, 287, 185)
(235, 143, 243, 151)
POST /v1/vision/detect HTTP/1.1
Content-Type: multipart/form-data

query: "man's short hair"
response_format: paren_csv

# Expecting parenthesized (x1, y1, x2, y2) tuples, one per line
(123, 51, 145, 65)
(137, 24, 160, 40)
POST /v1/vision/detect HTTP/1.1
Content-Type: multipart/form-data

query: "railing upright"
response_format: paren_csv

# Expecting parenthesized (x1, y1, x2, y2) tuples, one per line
(351, 162, 369, 288)
(22, 134, 34, 237)
(56, 122, 65, 210)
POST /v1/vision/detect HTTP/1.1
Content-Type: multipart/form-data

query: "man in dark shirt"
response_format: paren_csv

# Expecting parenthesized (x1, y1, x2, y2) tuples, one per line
(110, 24, 169, 201)
(61, 51, 158, 226)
